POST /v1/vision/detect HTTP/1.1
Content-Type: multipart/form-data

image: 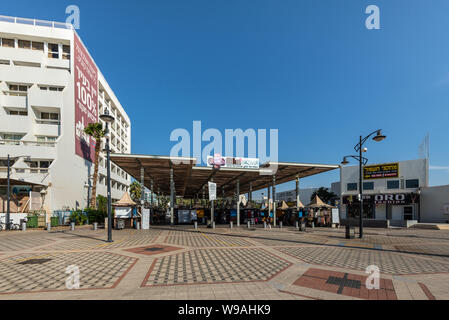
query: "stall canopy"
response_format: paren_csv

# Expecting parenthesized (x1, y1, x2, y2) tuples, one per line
(113, 192, 137, 207)
(306, 195, 335, 209)
(279, 201, 289, 210)
(109, 154, 339, 199)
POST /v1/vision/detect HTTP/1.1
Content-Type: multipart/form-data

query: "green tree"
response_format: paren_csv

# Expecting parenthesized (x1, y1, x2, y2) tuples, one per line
(84, 122, 105, 209)
(129, 181, 142, 202)
(310, 187, 338, 204)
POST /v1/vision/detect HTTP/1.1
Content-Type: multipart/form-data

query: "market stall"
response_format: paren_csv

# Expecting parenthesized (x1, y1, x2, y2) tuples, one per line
(112, 192, 138, 229)
(305, 195, 335, 227)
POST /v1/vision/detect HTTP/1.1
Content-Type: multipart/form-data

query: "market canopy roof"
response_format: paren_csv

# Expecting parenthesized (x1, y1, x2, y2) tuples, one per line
(306, 195, 335, 209)
(113, 192, 137, 207)
(110, 154, 339, 199)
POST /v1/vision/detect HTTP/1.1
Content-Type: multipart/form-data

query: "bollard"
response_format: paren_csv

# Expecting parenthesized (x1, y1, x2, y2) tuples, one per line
(295, 221, 299, 230)
(247, 221, 251, 229)
(93, 222, 98, 230)
(22, 222, 26, 231)
(71, 222, 75, 231)
(136, 221, 140, 230)
(212, 221, 215, 229)
(311, 221, 315, 229)
(47, 222, 51, 231)
(264, 222, 267, 229)
(345, 225, 355, 239)
(230, 221, 233, 229)
(280, 221, 283, 229)
(300, 222, 306, 232)
(194, 221, 198, 230)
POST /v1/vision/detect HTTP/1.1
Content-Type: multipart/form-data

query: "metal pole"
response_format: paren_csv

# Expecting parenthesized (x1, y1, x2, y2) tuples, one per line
(249, 182, 253, 204)
(150, 179, 154, 224)
(267, 184, 271, 224)
(211, 177, 214, 226)
(106, 124, 112, 242)
(6, 154, 10, 230)
(170, 167, 174, 225)
(140, 166, 145, 229)
(236, 179, 240, 227)
(359, 135, 363, 238)
(295, 176, 300, 207)
(272, 175, 276, 227)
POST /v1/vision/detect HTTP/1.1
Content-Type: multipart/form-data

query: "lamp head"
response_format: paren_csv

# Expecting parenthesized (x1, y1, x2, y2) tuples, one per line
(341, 157, 349, 165)
(99, 111, 115, 124)
(373, 130, 386, 142)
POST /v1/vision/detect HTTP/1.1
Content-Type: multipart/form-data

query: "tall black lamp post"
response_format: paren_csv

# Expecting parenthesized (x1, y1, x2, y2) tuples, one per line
(341, 130, 386, 238)
(100, 111, 115, 242)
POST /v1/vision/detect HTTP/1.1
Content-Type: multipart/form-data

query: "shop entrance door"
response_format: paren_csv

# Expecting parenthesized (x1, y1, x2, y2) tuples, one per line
(404, 206, 414, 220)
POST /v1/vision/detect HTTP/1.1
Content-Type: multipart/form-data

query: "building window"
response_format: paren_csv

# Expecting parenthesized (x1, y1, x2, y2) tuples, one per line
(347, 183, 358, 191)
(1, 38, 15, 48)
(387, 180, 399, 189)
(41, 112, 59, 121)
(48, 43, 59, 59)
(8, 110, 28, 116)
(32, 41, 44, 51)
(363, 182, 374, 190)
(18, 40, 31, 49)
(0, 133, 25, 144)
(405, 179, 419, 188)
(62, 45, 70, 60)
(49, 86, 63, 92)
(8, 84, 28, 96)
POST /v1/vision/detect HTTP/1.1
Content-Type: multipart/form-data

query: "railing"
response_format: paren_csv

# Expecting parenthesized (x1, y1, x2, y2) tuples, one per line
(0, 15, 74, 30)
(2, 90, 27, 97)
(0, 167, 50, 174)
(35, 118, 60, 125)
(0, 139, 57, 147)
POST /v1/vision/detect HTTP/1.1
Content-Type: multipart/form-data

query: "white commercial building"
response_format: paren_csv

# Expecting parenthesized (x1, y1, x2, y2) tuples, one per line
(340, 159, 428, 225)
(0, 16, 131, 216)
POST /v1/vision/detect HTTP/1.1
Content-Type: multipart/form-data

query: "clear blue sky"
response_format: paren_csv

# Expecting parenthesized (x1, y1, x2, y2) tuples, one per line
(3, 0, 449, 195)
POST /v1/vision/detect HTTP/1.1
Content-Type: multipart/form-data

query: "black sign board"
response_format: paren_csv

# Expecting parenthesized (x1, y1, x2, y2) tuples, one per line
(364, 163, 399, 179)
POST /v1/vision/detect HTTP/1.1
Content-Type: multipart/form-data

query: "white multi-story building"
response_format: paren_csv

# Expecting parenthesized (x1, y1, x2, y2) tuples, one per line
(0, 16, 131, 215)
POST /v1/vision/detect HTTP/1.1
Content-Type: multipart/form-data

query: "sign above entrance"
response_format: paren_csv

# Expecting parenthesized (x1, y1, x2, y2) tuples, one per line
(364, 162, 399, 180)
(207, 155, 259, 169)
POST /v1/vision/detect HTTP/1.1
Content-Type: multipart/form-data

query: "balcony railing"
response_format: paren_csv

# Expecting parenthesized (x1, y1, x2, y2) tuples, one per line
(0, 15, 74, 30)
(35, 118, 60, 125)
(0, 167, 50, 174)
(0, 139, 57, 147)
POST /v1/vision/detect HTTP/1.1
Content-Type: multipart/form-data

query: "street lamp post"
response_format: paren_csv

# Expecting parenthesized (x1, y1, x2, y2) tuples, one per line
(341, 129, 386, 238)
(100, 112, 115, 242)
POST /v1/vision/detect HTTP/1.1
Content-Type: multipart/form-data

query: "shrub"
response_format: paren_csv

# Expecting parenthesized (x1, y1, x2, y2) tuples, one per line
(70, 210, 88, 226)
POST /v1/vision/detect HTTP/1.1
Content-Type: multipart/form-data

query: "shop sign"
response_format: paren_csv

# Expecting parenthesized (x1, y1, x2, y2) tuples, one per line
(208, 181, 216, 200)
(374, 194, 406, 204)
(207, 155, 259, 169)
(364, 163, 399, 179)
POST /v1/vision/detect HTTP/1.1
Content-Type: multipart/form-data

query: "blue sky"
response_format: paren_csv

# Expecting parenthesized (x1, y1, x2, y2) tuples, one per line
(3, 0, 449, 195)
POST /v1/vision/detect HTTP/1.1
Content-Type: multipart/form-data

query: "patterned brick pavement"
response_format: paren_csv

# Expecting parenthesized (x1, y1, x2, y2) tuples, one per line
(0, 226, 448, 300)
(142, 248, 291, 286)
(293, 268, 397, 300)
(0, 251, 137, 294)
(277, 246, 449, 274)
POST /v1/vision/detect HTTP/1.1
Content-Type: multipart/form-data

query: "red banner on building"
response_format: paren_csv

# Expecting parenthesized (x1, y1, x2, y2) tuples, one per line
(74, 33, 98, 163)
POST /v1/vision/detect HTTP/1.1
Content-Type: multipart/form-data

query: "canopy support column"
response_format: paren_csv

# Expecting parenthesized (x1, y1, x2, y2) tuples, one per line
(296, 175, 300, 208)
(236, 179, 240, 227)
(170, 167, 174, 225)
(210, 177, 214, 226)
(267, 184, 271, 223)
(249, 182, 253, 204)
(272, 175, 276, 227)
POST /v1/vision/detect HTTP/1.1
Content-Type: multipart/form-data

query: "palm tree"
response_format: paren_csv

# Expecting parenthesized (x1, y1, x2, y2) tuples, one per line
(129, 180, 142, 202)
(84, 122, 105, 209)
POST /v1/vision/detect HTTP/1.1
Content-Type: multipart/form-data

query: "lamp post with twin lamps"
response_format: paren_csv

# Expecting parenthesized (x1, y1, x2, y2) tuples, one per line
(341, 130, 386, 238)
(99, 111, 115, 242)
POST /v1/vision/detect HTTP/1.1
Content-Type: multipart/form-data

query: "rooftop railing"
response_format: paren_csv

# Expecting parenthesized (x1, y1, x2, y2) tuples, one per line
(0, 15, 74, 31)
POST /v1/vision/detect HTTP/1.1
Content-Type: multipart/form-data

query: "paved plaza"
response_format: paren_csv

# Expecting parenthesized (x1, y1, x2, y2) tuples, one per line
(0, 225, 448, 300)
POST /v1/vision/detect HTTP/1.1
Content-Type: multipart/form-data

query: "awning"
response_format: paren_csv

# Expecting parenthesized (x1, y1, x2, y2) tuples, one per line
(110, 154, 339, 199)
(0, 178, 46, 187)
